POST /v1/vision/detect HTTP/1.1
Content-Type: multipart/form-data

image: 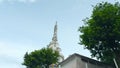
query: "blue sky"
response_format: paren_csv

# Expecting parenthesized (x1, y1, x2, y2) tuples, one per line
(0, 0, 118, 68)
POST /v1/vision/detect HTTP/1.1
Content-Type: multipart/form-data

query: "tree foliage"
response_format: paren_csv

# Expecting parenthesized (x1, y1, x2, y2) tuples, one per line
(22, 47, 60, 68)
(79, 2, 120, 66)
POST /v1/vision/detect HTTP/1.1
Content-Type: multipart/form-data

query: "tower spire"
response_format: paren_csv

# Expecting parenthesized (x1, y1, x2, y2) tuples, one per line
(52, 21, 57, 41)
(48, 22, 64, 62)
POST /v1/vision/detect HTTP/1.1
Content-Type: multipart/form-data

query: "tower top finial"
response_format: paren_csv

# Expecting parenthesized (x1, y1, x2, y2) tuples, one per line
(56, 21, 57, 25)
(52, 22, 58, 41)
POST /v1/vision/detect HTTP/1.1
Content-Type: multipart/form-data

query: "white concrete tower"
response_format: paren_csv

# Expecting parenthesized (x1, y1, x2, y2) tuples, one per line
(48, 22, 64, 62)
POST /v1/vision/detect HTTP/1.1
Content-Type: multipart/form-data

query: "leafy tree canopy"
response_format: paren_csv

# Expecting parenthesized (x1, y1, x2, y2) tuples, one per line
(79, 2, 120, 66)
(22, 47, 60, 68)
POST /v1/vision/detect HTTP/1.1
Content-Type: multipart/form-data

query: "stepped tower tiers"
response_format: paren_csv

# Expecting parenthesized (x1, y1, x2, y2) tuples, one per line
(48, 22, 64, 62)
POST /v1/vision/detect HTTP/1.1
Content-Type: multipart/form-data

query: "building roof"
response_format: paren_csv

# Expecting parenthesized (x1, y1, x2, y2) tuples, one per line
(59, 53, 115, 67)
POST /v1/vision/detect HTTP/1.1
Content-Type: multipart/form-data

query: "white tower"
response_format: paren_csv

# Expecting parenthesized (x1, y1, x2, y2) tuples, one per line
(48, 22, 64, 62)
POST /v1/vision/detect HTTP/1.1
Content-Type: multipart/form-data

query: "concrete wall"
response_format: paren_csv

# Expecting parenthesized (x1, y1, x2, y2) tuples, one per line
(76, 56, 114, 68)
(61, 56, 114, 68)
(76, 56, 86, 68)
(61, 56, 77, 68)
(87, 62, 106, 68)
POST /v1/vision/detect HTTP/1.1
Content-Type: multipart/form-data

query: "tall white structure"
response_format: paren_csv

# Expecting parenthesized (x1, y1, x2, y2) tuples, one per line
(48, 22, 64, 62)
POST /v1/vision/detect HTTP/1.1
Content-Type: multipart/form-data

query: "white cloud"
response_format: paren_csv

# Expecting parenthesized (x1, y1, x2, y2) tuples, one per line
(0, 0, 37, 3)
(0, 42, 24, 68)
(0, 0, 3, 2)
(29, 0, 36, 3)
(0, 41, 40, 68)
(18, 0, 37, 3)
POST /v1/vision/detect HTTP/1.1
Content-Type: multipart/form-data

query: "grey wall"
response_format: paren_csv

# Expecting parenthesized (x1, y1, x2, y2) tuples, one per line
(61, 56, 114, 68)
(61, 56, 77, 68)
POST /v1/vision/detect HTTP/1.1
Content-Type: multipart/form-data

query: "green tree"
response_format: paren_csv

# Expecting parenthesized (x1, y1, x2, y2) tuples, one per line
(79, 2, 120, 66)
(22, 47, 60, 68)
